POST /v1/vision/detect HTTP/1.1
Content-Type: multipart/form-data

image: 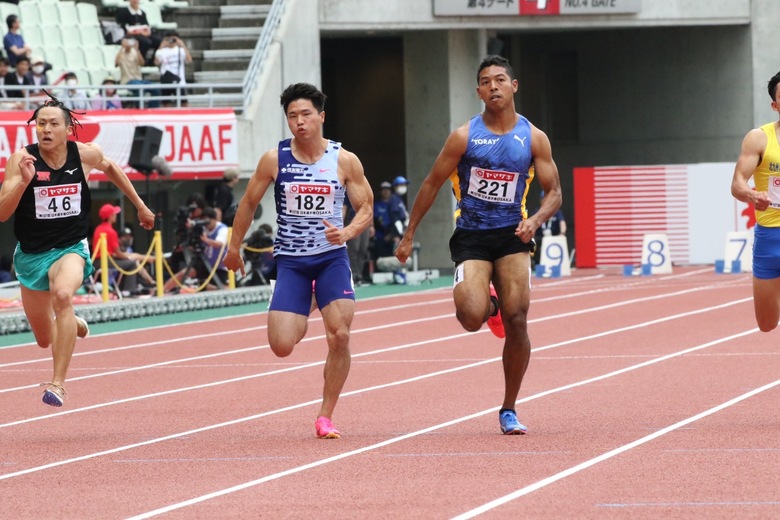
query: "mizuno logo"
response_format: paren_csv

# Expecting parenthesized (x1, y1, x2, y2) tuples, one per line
(513, 135, 526, 147)
(64, 168, 78, 175)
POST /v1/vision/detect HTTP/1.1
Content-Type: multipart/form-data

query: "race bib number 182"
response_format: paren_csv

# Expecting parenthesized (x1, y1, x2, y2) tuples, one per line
(467, 167, 518, 204)
(34, 183, 82, 220)
(285, 183, 335, 217)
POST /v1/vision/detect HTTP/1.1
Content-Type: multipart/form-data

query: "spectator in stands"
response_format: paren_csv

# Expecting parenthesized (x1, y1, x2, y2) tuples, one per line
(26, 54, 48, 105)
(3, 15, 31, 67)
(205, 167, 239, 226)
(115, 0, 161, 65)
(5, 55, 32, 100)
(53, 72, 90, 111)
(115, 37, 160, 108)
(154, 31, 191, 107)
(92, 78, 123, 110)
(0, 57, 23, 110)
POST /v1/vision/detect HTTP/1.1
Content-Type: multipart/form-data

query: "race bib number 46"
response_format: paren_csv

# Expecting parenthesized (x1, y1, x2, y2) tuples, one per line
(285, 183, 335, 217)
(34, 183, 82, 219)
(467, 167, 518, 203)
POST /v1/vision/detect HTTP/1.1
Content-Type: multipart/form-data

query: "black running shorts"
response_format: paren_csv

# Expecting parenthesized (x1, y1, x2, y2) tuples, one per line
(449, 224, 535, 264)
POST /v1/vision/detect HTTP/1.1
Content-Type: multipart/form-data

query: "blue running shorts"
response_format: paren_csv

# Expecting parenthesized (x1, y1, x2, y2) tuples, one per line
(14, 239, 94, 291)
(269, 247, 354, 315)
(752, 224, 780, 280)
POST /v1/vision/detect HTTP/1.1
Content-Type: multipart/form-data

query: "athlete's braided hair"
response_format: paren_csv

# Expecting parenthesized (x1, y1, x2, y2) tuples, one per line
(26, 90, 85, 138)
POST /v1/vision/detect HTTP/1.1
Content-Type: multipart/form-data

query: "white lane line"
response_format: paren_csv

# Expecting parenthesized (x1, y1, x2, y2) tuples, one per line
(0, 282, 751, 389)
(0, 314, 450, 393)
(0, 330, 474, 430)
(452, 363, 775, 519)
(0, 297, 751, 427)
(0, 326, 756, 487)
(0, 298, 456, 365)
(124, 328, 759, 519)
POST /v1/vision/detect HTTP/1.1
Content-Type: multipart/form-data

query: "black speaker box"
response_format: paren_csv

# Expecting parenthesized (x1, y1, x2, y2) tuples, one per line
(128, 126, 163, 174)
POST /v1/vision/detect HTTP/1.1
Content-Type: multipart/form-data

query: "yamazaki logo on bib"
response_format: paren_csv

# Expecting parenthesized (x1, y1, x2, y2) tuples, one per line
(468, 167, 519, 203)
(38, 185, 79, 197)
(474, 169, 515, 182)
(290, 184, 332, 195)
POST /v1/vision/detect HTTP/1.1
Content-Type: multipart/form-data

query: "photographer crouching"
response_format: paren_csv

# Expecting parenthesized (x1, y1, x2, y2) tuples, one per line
(164, 206, 229, 293)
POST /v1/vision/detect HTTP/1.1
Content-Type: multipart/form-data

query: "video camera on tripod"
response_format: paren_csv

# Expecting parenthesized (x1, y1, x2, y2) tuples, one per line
(175, 204, 209, 251)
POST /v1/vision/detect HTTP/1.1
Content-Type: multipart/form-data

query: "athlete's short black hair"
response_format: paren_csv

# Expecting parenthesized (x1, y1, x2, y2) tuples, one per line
(768, 71, 780, 101)
(280, 83, 326, 114)
(477, 55, 515, 83)
(27, 91, 84, 138)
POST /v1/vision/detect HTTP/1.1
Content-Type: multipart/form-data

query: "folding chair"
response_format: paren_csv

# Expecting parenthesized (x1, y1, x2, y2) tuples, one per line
(88, 267, 124, 299)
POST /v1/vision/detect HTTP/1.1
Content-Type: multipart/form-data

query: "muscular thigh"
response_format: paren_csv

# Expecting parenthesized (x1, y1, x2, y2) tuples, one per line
(452, 259, 492, 314)
(493, 252, 532, 316)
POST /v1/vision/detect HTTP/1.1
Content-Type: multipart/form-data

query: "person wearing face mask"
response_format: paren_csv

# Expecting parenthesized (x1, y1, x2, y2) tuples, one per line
(392, 175, 410, 205)
(53, 72, 90, 111)
(25, 55, 49, 105)
(92, 78, 122, 110)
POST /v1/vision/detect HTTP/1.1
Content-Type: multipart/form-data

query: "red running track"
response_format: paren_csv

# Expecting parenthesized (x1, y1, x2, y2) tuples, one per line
(1, 266, 779, 519)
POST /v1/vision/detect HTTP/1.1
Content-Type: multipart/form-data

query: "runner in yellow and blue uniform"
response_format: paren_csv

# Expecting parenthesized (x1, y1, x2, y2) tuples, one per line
(396, 56, 563, 435)
(731, 70, 780, 333)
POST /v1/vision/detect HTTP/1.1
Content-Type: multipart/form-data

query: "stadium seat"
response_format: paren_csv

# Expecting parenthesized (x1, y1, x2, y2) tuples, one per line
(81, 26, 105, 48)
(19, 2, 42, 25)
(41, 47, 67, 72)
(143, 3, 177, 31)
(76, 3, 101, 27)
(101, 46, 119, 70)
(57, 1, 80, 27)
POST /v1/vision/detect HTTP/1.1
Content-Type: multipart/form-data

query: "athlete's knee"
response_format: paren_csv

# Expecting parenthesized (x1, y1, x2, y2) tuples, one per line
(503, 311, 529, 335)
(49, 287, 74, 312)
(326, 326, 351, 351)
(269, 339, 295, 358)
(456, 310, 484, 332)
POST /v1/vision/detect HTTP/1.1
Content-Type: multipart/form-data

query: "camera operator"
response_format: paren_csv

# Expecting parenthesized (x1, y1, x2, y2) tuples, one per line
(154, 30, 192, 107)
(165, 193, 204, 276)
(164, 206, 229, 293)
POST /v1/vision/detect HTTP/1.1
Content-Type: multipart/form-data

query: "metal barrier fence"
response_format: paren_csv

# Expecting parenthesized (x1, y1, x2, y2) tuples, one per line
(0, 82, 245, 111)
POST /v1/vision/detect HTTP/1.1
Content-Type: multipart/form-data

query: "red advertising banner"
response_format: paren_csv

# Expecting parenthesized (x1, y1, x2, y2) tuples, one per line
(0, 109, 239, 182)
(574, 163, 747, 268)
(519, 0, 560, 15)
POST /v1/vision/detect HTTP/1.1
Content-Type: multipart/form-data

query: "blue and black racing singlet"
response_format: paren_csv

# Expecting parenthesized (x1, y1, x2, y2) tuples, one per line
(14, 141, 91, 253)
(273, 138, 346, 256)
(453, 114, 534, 230)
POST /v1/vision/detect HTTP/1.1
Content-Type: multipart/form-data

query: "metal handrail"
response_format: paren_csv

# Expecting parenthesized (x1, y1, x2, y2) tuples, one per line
(241, 0, 285, 111)
(0, 82, 245, 110)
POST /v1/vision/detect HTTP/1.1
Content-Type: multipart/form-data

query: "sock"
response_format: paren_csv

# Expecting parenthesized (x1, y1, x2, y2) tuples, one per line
(490, 295, 499, 317)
